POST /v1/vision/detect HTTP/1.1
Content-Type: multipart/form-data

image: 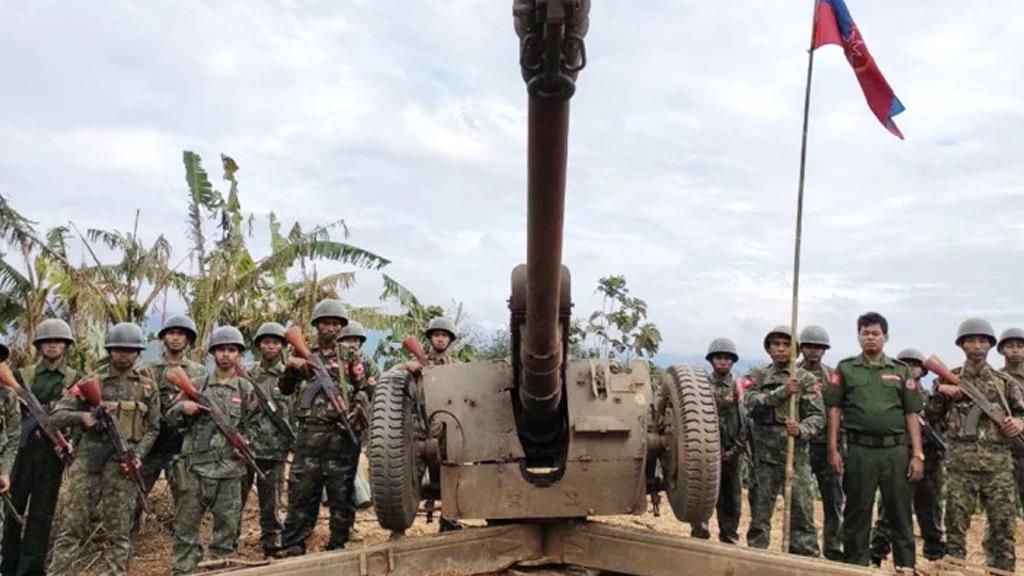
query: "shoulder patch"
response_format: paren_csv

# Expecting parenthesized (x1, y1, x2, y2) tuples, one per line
(829, 372, 842, 387)
(905, 379, 918, 391)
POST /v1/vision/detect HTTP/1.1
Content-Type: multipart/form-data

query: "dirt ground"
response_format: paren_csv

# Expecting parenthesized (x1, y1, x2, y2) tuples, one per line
(126, 474, 1024, 575)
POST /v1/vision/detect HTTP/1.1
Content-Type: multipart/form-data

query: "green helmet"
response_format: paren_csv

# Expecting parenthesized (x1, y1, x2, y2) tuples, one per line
(705, 337, 738, 362)
(425, 317, 457, 340)
(105, 323, 147, 351)
(0, 336, 9, 363)
(997, 327, 1024, 354)
(338, 321, 367, 342)
(896, 348, 928, 376)
(158, 314, 198, 343)
(33, 318, 75, 346)
(763, 325, 792, 351)
(208, 326, 246, 353)
(798, 325, 830, 349)
(955, 318, 996, 347)
(311, 299, 349, 326)
(253, 322, 287, 345)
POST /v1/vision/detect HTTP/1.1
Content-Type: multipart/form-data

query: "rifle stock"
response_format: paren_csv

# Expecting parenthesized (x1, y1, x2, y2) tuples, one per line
(0, 363, 75, 465)
(923, 355, 1024, 450)
(236, 361, 296, 445)
(402, 336, 430, 366)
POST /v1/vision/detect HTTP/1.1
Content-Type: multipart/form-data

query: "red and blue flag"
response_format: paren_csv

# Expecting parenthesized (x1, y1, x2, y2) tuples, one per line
(813, 0, 905, 139)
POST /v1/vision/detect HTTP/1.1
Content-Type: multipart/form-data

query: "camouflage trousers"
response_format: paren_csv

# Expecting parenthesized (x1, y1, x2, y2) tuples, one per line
(280, 423, 359, 553)
(134, 448, 179, 536)
(945, 466, 1017, 572)
(1013, 448, 1024, 516)
(746, 454, 819, 557)
(49, 461, 136, 576)
(691, 454, 741, 543)
(809, 441, 844, 561)
(172, 470, 244, 576)
(870, 450, 945, 563)
(241, 459, 286, 555)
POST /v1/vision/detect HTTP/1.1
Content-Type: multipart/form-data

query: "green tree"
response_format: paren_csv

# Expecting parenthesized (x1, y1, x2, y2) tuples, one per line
(583, 275, 662, 364)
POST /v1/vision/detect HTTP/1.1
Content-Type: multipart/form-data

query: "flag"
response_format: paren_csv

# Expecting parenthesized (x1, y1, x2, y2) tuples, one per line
(813, 0, 905, 139)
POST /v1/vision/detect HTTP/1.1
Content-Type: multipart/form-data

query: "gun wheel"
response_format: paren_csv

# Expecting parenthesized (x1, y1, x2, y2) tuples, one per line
(657, 364, 720, 523)
(368, 370, 426, 532)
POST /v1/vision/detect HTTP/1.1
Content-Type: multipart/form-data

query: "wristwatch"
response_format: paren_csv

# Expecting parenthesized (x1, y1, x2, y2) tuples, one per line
(914, 452, 925, 462)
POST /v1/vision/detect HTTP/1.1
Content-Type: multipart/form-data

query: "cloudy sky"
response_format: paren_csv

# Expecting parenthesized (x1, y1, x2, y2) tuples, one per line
(2, 1, 1022, 365)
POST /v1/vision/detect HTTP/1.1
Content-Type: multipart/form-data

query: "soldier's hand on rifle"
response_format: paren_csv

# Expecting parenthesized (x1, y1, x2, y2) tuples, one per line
(81, 412, 96, 430)
(829, 448, 844, 475)
(404, 360, 422, 376)
(784, 377, 800, 396)
(785, 419, 801, 438)
(180, 400, 203, 416)
(937, 383, 964, 401)
(0, 474, 9, 493)
(1001, 417, 1024, 438)
(286, 357, 308, 372)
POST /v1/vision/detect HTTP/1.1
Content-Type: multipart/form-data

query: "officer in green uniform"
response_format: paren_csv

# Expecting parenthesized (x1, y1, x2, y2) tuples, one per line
(49, 323, 160, 576)
(869, 347, 946, 564)
(2, 319, 77, 576)
(996, 327, 1024, 515)
(797, 325, 844, 561)
(691, 337, 743, 544)
(337, 321, 379, 511)
(741, 325, 824, 557)
(0, 338, 21, 545)
(926, 319, 1024, 572)
(823, 312, 923, 570)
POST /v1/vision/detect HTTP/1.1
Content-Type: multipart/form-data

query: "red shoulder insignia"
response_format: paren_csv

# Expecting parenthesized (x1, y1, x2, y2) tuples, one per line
(829, 372, 842, 387)
(905, 379, 918, 391)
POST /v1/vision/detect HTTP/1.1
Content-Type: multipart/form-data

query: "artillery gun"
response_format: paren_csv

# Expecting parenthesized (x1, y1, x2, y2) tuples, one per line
(366, 0, 721, 532)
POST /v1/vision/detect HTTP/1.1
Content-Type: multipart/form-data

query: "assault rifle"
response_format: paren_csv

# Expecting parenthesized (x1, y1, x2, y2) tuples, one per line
(0, 363, 75, 465)
(75, 378, 149, 512)
(0, 492, 23, 526)
(234, 362, 295, 445)
(923, 355, 1024, 451)
(917, 414, 947, 454)
(283, 327, 359, 445)
(165, 368, 265, 479)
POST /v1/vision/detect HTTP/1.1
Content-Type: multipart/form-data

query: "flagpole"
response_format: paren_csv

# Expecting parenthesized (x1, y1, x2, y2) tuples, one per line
(782, 0, 821, 555)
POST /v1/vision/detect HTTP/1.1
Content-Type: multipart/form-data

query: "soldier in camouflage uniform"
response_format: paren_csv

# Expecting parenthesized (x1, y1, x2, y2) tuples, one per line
(48, 323, 160, 576)
(0, 338, 22, 545)
(824, 312, 923, 570)
(136, 315, 206, 534)
(337, 321, 379, 511)
(691, 338, 743, 544)
(240, 322, 292, 557)
(926, 318, 1024, 573)
(167, 326, 255, 575)
(996, 327, 1024, 515)
(797, 325, 844, 561)
(278, 299, 360, 555)
(870, 347, 946, 564)
(740, 325, 824, 557)
(2, 319, 77, 576)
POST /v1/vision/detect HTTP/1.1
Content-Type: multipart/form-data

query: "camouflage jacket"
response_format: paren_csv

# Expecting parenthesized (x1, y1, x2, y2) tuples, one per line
(51, 366, 161, 473)
(279, 343, 355, 427)
(798, 360, 834, 444)
(244, 358, 292, 461)
(167, 374, 253, 479)
(926, 362, 1024, 472)
(742, 363, 824, 465)
(710, 372, 742, 453)
(142, 354, 206, 454)
(0, 388, 20, 476)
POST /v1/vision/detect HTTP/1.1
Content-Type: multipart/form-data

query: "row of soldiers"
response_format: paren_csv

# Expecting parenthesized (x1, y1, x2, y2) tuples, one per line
(0, 299, 460, 576)
(695, 312, 1024, 573)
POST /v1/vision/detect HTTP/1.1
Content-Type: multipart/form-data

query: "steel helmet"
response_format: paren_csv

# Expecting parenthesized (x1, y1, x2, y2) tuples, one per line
(798, 325, 830, 349)
(896, 348, 929, 376)
(763, 325, 793, 351)
(158, 314, 198, 343)
(104, 323, 147, 351)
(425, 317, 457, 340)
(997, 328, 1024, 354)
(208, 326, 246, 353)
(705, 337, 738, 362)
(311, 299, 349, 325)
(33, 318, 75, 346)
(338, 321, 368, 342)
(253, 322, 287, 345)
(955, 318, 996, 347)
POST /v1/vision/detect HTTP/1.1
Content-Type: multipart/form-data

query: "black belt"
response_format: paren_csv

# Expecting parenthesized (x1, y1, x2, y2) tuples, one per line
(847, 431, 907, 448)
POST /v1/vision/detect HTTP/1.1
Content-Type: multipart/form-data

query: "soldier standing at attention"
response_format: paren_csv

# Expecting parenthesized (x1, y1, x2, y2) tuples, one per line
(278, 299, 359, 556)
(241, 322, 292, 557)
(48, 323, 160, 576)
(741, 325, 824, 557)
(797, 325, 843, 561)
(869, 348, 946, 565)
(996, 327, 1024, 514)
(168, 326, 254, 576)
(825, 312, 923, 571)
(926, 318, 1024, 573)
(0, 339, 21, 548)
(691, 338, 743, 544)
(2, 319, 77, 576)
(337, 321, 379, 511)
(137, 315, 206, 533)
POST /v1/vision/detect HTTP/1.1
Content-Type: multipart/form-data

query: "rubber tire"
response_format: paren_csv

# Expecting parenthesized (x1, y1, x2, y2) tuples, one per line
(368, 370, 424, 532)
(657, 364, 721, 523)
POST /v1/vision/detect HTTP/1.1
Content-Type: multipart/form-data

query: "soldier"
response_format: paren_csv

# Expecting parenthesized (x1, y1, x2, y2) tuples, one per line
(136, 314, 206, 533)
(797, 325, 844, 561)
(926, 318, 1024, 573)
(0, 338, 21, 547)
(2, 319, 77, 576)
(240, 322, 292, 557)
(337, 321, 379, 511)
(824, 312, 923, 570)
(278, 299, 360, 555)
(741, 325, 824, 557)
(48, 323, 160, 576)
(691, 338, 743, 544)
(167, 326, 254, 575)
(869, 347, 946, 565)
(996, 327, 1024, 514)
